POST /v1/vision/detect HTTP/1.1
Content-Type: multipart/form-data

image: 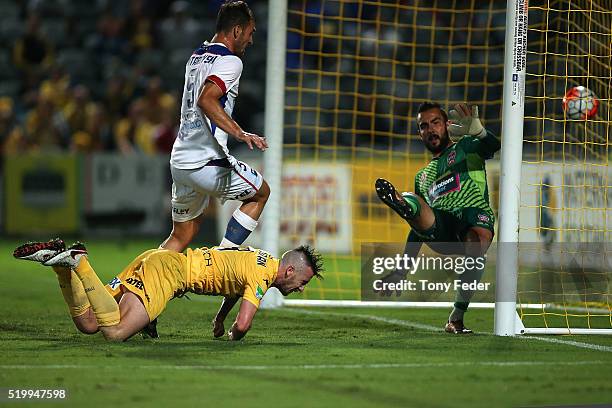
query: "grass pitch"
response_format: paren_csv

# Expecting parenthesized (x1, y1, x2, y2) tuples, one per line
(1, 239, 611, 408)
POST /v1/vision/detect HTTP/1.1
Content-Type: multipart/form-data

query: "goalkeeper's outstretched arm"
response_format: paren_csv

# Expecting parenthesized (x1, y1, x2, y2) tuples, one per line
(448, 103, 500, 159)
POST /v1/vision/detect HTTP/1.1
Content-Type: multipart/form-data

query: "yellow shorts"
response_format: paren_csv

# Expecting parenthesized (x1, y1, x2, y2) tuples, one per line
(105, 249, 189, 321)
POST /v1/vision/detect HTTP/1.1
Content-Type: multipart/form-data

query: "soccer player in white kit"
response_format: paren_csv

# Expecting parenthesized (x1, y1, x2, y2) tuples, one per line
(160, 1, 269, 253)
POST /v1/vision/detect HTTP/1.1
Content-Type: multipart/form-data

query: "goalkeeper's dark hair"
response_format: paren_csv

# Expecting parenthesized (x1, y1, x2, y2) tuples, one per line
(216, 1, 254, 34)
(417, 101, 448, 122)
(284, 245, 324, 280)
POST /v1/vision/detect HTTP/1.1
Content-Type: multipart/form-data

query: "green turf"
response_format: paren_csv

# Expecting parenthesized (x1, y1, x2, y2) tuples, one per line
(1, 239, 612, 407)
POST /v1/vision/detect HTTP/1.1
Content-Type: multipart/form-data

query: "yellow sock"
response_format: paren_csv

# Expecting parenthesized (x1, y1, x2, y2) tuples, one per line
(53, 266, 90, 318)
(73, 257, 120, 326)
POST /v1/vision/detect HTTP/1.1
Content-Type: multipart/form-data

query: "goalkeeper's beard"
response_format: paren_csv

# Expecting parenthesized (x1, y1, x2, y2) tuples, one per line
(424, 130, 451, 154)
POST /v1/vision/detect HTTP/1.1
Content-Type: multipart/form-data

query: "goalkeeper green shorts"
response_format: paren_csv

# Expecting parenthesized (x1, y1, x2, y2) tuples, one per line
(412, 207, 495, 242)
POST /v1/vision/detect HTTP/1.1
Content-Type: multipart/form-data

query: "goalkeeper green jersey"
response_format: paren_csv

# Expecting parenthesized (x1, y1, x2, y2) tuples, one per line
(414, 130, 500, 218)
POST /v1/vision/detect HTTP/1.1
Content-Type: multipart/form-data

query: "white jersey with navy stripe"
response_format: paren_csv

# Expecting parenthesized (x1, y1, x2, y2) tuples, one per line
(170, 42, 243, 170)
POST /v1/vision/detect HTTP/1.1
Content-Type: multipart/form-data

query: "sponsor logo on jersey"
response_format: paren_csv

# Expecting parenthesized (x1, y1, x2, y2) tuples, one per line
(477, 214, 490, 223)
(108, 277, 122, 290)
(125, 277, 144, 290)
(447, 150, 457, 166)
(428, 173, 461, 202)
(183, 119, 204, 130)
(256, 285, 265, 300)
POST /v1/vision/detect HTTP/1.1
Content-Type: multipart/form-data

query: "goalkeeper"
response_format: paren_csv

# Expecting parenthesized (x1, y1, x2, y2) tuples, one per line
(14, 239, 322, 342)
(375, 102, 500, 334)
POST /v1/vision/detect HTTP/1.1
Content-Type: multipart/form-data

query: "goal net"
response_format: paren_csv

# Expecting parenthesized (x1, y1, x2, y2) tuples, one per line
(262, 0, 611, 334)
(277, 0, 506, 304)
(514, 0, 611, 334)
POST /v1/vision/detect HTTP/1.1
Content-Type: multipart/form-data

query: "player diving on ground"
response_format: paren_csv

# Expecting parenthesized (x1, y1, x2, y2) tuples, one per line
(14, 239, 323, 341)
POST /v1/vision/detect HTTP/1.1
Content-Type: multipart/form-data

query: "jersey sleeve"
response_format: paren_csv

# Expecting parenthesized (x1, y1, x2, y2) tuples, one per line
(206, 55, 243, 95)
(460, 130, 501, 159)
(242, 277, 265, 308)
(241, 250, 277, 308)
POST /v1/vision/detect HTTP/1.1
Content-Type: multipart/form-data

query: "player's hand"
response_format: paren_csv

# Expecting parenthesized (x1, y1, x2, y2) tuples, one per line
(448, 103, 486, 138)
(237, 131, 268, 151)
(212, 318, 225, 338)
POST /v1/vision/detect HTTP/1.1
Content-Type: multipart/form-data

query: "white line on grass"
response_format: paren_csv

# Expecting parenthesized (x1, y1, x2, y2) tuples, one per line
(0, 360, 605, 371)
(519, 336, 612, 353)
(284, 308, 612, 353)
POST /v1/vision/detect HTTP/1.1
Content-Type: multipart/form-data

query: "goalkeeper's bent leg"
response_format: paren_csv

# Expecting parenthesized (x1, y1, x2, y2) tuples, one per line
(449, 262, 485, 322)
(449, 227, 492, 322)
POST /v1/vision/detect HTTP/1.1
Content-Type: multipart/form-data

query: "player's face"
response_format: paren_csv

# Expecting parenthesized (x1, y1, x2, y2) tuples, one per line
(278, 267, 314, 296)
(417, 108, 450, 154)
(234, 20, 255, 57)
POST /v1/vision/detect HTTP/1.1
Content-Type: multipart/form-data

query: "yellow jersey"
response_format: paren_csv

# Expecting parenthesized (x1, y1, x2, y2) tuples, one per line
(188, 246, 279, 308)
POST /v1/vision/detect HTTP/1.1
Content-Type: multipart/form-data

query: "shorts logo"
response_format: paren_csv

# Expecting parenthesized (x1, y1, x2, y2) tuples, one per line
(447, 150, 456, 166)
(235, 189, 252, 200)
(477, 214, 490, 223)
(256, 285, 264, 300)
(173, 208, 190, 215)
(108, 277, 121, 290)
(125, 277, 144, 290)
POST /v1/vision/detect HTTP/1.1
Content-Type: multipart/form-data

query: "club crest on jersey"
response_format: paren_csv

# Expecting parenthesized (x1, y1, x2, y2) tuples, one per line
(447, 150, 457, 166)
(108, 277, 121, 290)
(419, 171, 427, 185)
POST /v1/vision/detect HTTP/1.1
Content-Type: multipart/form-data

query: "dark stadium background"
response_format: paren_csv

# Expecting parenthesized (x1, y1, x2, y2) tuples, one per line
(0, 0, 270, 242)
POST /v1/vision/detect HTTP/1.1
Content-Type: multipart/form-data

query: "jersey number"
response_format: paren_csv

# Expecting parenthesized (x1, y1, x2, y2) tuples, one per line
(186, 69, 197, 109)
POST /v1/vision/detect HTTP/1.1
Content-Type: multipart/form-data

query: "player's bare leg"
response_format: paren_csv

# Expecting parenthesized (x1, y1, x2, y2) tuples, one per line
(43, 245, 150, 341)
(238, 179, 270, 221)
(97, 292, 150, 341)
(160, 213, 204, 252)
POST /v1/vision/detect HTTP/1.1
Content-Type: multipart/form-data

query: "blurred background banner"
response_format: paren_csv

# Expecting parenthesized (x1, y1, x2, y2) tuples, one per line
(82, 153, 167, 235)
(5, 153, 79, 234)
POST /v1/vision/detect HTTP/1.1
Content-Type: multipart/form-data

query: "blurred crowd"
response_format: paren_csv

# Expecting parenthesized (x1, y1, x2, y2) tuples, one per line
(0, 0, 266, 156)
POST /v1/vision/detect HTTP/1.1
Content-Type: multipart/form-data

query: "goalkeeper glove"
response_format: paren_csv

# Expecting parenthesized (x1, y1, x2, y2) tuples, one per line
(448, 103, 487, 138)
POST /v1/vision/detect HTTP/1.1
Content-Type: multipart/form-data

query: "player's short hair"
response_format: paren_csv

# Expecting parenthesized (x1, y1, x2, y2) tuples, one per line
(417, 101, 448, 123)
(284, 245, 324, 280)
(216, 1, 254, 34)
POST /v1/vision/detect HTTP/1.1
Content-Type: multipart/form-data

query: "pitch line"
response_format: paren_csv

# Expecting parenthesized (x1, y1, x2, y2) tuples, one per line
(0, 360, 605, 371)
(284, 308, 612, 353)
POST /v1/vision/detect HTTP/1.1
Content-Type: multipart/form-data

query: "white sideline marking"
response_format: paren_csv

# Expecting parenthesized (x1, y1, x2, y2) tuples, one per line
(519, 336, 612, 353)
(284, 308, 612, 353)
(285, 307, 441, 331)
(0, 361, 605, 371)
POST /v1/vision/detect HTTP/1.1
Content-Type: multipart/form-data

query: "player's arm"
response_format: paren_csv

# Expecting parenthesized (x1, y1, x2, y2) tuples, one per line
(228, 299, 258, 341)
(212, 296, 240, 338)
(448, 103, 500, 158)
(197, 81, 267, 151)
